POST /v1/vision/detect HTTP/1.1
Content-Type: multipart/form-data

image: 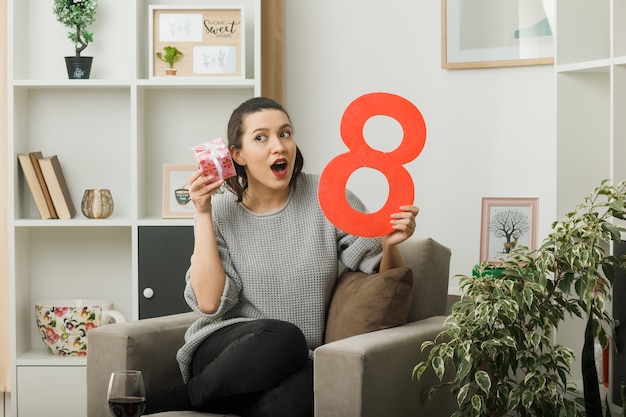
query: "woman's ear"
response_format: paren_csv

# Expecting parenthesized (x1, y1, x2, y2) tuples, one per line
(230, 146, 245, 166)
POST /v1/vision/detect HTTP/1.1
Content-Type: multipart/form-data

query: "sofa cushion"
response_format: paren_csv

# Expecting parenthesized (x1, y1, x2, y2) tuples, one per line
(324, 265, 413, 343)
(402, 238, 451, 322)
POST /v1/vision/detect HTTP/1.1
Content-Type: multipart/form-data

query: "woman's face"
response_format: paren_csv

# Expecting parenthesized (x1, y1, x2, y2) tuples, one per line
(231, 109, 297, 195)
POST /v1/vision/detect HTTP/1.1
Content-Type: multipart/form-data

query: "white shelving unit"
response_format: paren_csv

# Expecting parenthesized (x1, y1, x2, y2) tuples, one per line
(555, 0, 625, 411)
(7, 1, 261, 416)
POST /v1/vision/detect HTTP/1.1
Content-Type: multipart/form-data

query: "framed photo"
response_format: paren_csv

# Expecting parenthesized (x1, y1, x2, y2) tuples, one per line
(149, 6, 244, 78)
(442, 0, 554, 69)
(163, 164, 196, 218)
(480, 197, 538, 263)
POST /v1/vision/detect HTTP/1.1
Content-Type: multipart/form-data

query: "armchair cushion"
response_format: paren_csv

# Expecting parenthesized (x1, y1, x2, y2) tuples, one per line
(324, 265, 413, 343)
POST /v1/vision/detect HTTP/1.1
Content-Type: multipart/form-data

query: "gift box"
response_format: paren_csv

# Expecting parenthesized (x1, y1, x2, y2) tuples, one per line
(192, 138, 237, 180)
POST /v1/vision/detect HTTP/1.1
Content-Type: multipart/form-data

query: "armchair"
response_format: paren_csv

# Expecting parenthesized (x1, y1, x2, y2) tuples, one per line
(87, 238, 456, 417)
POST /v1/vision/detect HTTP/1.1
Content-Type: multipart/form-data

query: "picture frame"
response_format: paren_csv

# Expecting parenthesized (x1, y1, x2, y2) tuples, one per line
(149, 6, 245, 78)
(163, 164, 197, 218)
(480, 197, 538, 263)
(442, 0, 554, 69)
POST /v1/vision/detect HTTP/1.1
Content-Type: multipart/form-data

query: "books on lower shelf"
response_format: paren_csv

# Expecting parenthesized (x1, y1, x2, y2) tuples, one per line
(17, 152, 76, 219)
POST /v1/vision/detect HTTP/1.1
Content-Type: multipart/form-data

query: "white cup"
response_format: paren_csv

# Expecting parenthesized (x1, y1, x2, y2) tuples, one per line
(98, 301, 126, 324)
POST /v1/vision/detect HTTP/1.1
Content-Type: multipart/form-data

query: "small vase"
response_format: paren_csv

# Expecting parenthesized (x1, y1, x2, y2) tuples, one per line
(165, 68, 177, 76)
(81, 189, 114, 219)
(65, 56, 93, 79)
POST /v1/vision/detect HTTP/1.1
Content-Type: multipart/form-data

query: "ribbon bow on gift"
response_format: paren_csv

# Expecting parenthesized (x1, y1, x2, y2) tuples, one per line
(192, 138, 237, 180)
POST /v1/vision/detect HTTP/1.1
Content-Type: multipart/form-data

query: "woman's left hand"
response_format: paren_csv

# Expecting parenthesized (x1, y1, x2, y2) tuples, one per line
(382, 205, 419, 246)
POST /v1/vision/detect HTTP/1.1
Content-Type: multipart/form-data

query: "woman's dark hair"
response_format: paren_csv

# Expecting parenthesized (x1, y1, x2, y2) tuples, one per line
(225, 96, 304, 202)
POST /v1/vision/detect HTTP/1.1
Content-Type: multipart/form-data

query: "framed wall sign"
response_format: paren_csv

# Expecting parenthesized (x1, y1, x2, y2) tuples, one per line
(163, 164, 197, 218)
(442, 0, 554, 69)
(480, 197, 538, 263)
(149, 6, 245, 78)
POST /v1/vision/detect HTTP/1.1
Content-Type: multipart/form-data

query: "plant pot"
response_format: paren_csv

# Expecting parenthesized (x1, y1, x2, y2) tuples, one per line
(165, 68, 177, 76)
(65, 56, 93, 79)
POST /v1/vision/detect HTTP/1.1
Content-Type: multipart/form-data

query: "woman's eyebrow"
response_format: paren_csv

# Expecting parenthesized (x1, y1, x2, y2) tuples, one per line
(250, 124, 292, 134)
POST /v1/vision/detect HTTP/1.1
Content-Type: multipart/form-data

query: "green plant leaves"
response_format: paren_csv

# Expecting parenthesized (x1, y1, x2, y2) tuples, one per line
(457, 383, 470, 406)
(412, 362, 427, 381)
(475, 371, 491, 394)
(471, 395, 482, 412)
(457, 358, 472, 382)
(433, 356, 445, 380)
(507, 387, 521, 410)
(53, 0, 97, 55)
(415, 179, 626, 417)
(521, 389, 534, 409)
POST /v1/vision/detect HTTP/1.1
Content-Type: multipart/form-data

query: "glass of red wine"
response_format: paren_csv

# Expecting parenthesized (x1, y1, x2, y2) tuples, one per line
(107, 370, 146, 417)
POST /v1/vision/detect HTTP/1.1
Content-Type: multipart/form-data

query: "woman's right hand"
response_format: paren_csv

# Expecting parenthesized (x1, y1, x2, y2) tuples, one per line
(188, 169, 227, 314)
(188, 169, 225, 214)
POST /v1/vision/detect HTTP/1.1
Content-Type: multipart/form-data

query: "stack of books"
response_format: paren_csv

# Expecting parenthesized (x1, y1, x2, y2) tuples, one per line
(17, 151, 76, 220)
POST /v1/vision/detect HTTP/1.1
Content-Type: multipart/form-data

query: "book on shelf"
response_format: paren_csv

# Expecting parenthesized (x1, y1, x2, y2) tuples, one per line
(38, 155, 76, 219)
(17, 153, 53, 219)
(28, 151, 58, 219)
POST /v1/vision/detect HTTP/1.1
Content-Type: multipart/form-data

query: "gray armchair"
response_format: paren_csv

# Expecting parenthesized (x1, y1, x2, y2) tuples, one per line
(87, 238, 456, 417)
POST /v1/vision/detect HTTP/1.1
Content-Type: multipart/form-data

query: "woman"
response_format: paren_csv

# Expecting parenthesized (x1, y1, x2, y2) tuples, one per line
(145, 97, 419, 417)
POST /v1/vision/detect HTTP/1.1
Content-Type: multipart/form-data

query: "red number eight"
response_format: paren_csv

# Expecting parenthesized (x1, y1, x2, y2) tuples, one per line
(318, 92, 426, 237)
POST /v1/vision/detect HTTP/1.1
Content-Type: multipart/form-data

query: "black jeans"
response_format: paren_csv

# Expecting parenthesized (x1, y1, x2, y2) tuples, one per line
(146, 319, 313, 417)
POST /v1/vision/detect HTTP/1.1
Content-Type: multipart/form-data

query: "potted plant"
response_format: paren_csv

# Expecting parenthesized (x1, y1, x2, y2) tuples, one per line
(156, 46, 184, 76)
(53, 0, 97, 79)
(414, 179, 626, 417)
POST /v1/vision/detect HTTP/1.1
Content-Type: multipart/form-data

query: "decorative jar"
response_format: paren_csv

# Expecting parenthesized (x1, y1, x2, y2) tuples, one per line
(81, 189, 114, 219)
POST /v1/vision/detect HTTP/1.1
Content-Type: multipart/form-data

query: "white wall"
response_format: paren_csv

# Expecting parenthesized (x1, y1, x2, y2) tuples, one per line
(284, 1, 556, 292)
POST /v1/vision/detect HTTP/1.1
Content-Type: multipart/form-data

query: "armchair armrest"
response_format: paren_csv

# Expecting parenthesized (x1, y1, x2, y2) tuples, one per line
(87, 312, 199, 417)
(313, 316, 456, 417)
